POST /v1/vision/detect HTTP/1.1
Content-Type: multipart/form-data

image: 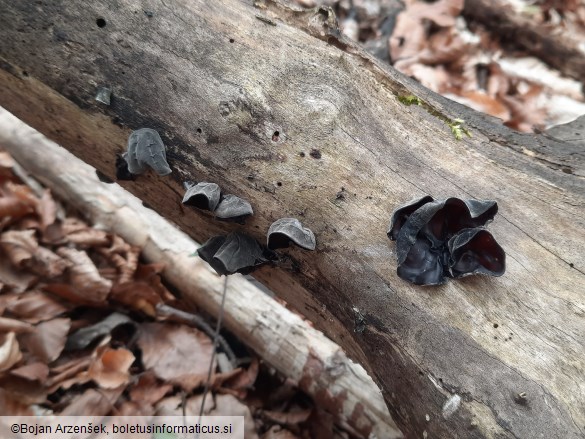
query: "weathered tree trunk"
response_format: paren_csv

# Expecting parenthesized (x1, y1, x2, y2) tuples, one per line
(0, 1, 583, 438)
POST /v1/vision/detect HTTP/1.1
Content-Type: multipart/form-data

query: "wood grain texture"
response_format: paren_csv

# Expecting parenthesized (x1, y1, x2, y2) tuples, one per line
(0, 0, 583, 437)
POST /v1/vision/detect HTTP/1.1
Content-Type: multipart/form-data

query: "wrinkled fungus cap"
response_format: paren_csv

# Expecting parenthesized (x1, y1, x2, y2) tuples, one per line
(124, 128, 172, 176)
(214, 195, 254, 224)
(197, 232, 269, 275)
(387, 195, 434, 241)
(182, 182, 222, 211)
(267, 218, 316, 251)
(389, 196, 504, 285)
(448, 228, 505, 278)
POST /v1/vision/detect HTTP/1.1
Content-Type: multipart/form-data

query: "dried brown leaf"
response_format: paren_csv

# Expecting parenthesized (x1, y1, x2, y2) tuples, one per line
(10, 361, 49, 382)
(43, 283, 106, 306)
(88, 345, 135, 389)
(32, 246, 70, 277)
(0, 229, 37, 268)
(0, 193, 34, 219)
(418, 28, 470, 66)
(37, 189, 57, 231)
(60, 217, 89, 235)
(0, 388, 33, 416)
(0, 230, 68, 277)
(97, 243, 140, 284)
(19, 317, 71, 363)
(6, 290, 69, 324)
(390, 0, 464, 62)
(0, 292, 18, 314)
(47, 356, 92, 392)
(407, 0, 464, 27)
(0, 332, 23, 372)
(0, 258, 37, 294)
(222, 357, 259, 391)
(110, 282, 161, 317)
(129, 371, 173, 405)
(135, 263, 173, 302)
(0, 316, 35, 334)
(57, 247, 112, 302)
(502, 82, 547, 132)
(137, 322, 213, 390)
(0, 181, 37, 221)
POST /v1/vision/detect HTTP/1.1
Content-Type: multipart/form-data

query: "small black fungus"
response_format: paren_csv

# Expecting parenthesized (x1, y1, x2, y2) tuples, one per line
(115, 155, 135, 181)
(214, 194, 254, 224)
(388, 196, 505, 285)
(299, 152, 306, 157)
(124, 128, 172, 176)
(272, 131, 280, 142)
(197, 232, 271, 275)
(267, 218, 316, 251)
(96, 18, 106, 28)
(309, 148, 322, 159)
(182, 182, 221, 211)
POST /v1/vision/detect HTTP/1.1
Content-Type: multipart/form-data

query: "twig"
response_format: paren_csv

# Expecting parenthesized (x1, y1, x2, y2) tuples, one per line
(195, 275, 229, 438)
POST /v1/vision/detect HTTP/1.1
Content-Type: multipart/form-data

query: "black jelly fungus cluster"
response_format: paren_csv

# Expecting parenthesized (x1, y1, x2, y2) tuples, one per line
(387, 196, 505, 285)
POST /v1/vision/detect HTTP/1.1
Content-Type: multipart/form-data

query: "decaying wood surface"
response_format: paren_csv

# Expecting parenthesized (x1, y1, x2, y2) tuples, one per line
(0, 0, 584, 437)
(463, 0, 585, 82)
(0, 107, 403, 439)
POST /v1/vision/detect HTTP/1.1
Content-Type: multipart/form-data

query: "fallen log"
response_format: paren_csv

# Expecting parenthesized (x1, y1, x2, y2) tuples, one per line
(0, 0, 584, 437)
(0, 108, 403, 439)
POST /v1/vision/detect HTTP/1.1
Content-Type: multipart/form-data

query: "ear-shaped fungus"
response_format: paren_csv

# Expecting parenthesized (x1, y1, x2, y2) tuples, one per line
(448, 228, 505, 278)
(387, 195, 434, 241)
(197, 232, 269, 275)
(267, 218, 316, 251)
(389, 196, 504, 285)
(124, 128, 172, 176)
(214, 195, 254, 224)
(182, 182, 221, 211)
